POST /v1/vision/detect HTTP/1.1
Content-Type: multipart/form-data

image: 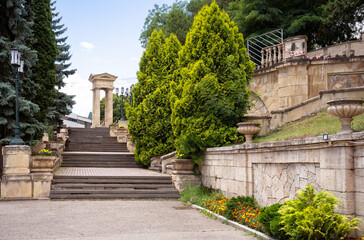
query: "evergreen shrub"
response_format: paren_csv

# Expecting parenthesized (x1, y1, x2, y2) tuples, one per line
(258, 203, 288, 239)
(279, 185, 360, 240)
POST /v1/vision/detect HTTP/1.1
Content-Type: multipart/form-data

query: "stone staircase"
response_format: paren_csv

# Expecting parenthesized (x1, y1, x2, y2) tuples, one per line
(50, 175, 180, 200)
(50, 127, 180, 200)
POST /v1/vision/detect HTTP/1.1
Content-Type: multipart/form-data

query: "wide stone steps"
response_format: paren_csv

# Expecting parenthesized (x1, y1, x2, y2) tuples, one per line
(50, 176, 180, 200)
(52, 128, 180, 200)
(66, 128, 127, 152)
(61, 153, 141, 168)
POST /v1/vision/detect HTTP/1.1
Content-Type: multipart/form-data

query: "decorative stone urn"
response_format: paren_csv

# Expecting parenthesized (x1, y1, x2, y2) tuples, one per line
(32, 156, 56, 172)
(172, 159, 194, 175)
(237, 122, 261, 144)
(126, 134, 135, 153)
(327, 98, 364, 133)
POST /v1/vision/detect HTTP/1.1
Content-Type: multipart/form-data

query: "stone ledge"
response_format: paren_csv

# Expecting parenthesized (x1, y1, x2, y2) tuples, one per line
(161, 151, 177, 160)
(206, 132, 364, 154)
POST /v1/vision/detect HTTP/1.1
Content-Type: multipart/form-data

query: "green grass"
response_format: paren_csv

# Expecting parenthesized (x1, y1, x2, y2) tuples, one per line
(179, 183, 214, 207)
(254, 111, 364, 143)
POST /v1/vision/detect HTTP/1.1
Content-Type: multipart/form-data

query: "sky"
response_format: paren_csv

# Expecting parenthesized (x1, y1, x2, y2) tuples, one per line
(56, 0, 177, 117)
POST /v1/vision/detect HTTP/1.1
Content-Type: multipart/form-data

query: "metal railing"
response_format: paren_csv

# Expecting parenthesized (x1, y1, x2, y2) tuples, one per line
(247, 29, 283, 69)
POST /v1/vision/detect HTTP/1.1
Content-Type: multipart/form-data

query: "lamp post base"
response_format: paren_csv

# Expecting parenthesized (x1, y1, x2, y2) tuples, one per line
(9, 135, 25, 145)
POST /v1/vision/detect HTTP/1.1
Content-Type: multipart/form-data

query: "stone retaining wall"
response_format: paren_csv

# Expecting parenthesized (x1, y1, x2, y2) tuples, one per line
(201, 132, 364, 232)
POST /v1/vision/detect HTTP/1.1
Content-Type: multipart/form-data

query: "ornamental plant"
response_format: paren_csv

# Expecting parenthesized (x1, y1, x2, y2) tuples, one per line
(232, 204, 264, 232)
(203, 193, 228, 215)
(39, 149, 52, 156)
(258, 203, 288, 239)
(170, 2, 254, 163)
(224, 195, 258, 220)
(279, 185, 360, 240)
(126, 30, 181, 166)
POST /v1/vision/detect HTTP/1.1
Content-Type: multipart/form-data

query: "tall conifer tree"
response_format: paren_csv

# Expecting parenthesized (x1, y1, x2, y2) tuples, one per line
(0, 0, 44, 145)
(47, 1, 75, 128)
(127, 30, 181, 166)
(30, 0, 58, 134)
(170, 2, 254, 163)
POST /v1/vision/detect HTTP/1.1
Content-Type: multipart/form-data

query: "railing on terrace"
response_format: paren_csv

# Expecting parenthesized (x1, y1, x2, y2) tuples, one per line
(247, 29, 284, 69)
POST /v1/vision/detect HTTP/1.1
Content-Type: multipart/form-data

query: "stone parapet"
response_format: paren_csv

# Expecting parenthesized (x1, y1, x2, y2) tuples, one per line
(1, 145, 58, 200)
(201, 132, 364, 235)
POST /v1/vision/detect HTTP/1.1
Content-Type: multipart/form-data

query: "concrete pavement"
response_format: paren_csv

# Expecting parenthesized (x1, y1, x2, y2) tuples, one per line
(0, 200, 258, 240)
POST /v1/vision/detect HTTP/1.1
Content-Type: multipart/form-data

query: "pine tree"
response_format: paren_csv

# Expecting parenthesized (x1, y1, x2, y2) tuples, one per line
(30, 0, 58, 134)
(47, 1, 76, 128)
(170, 2, 254, 163)
(127, 30, 181, 166)
(0, 0, 45, 145)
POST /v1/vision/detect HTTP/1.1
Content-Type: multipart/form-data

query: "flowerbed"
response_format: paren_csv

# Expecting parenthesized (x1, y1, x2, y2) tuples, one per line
(180, 184, 361, 239)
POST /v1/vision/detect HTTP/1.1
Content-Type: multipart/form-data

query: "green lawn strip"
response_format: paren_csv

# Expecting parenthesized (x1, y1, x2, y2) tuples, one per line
(254, 111, 364, 143)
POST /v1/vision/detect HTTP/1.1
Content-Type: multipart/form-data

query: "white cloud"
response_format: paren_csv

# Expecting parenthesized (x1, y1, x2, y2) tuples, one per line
(130, 57, 139, 62)
(80, 41, 95, 51)
(63, 74, 92, 117)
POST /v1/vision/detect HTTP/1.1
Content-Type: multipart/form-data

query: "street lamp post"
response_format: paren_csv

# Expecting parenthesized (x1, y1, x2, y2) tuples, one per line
(9, 48, 25, 145)
(120, 87, 125, 121)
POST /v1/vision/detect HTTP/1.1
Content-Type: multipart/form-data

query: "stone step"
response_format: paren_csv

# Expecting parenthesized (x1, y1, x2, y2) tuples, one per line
(50, 175, 179, 200)
(51, 183, 176, 190)
(49, 193, 180, 200)
(60, 164, 141, 168)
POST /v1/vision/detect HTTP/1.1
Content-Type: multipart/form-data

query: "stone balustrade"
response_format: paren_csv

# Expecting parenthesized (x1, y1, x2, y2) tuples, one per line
(260, 44, 284, 68)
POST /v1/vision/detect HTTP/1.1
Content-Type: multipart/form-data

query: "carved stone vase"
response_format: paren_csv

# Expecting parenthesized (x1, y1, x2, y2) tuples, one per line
(237, 122, 261, 144)
(327, 98, 364, 133)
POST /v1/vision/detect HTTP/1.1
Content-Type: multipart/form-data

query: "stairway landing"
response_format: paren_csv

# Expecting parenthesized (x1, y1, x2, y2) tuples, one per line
(54, 167, 167, 177)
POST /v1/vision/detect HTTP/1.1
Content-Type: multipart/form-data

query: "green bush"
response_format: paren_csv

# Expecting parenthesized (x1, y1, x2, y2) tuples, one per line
(258, 203, 288, 239)
(170, 2, 254, 164)
(179, 183, 213, 207)
(279, 185, 360, 240)
(223, 195, 258, 220)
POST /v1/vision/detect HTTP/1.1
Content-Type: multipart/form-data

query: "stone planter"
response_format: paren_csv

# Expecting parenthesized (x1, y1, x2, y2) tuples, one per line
(127, 140, 135, 153)
(237, 122, 261, 144)
(32, 156, 56, 172)
(327, 98, 364, 133)
(172, 158, 194, 175)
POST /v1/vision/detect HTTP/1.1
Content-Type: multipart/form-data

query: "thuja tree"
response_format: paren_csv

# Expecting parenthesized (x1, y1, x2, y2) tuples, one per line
(127, 30, 181, 166)
(0, 0, 44, 145)
(170, 2, 254, 163)
(47, 0, 76, 128)
(30, 0, 58, 136)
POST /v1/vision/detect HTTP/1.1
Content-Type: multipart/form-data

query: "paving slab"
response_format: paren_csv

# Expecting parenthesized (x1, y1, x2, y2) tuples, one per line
(54, 167, 167, 177)
(0, 200, 258, 240)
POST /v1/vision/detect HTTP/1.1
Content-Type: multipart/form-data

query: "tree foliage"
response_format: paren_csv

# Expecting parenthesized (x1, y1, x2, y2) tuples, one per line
(141, 0, 364, 49)
(0, 0, 75, 145)
(140, 0, 235, 47)
(47, 1, 76, 128)
(30, 0, 58, 135)
(279, 185, 359, 240)
(0, 0, 45, 145)
(127, 30, 181, 166)
(170, 2, 254, 163)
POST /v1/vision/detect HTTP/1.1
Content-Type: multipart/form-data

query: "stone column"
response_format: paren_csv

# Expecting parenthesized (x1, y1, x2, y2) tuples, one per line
(92, 88, 101, 127)
(1, 145, 32, 199)
(104, 88, 113, 127)
(320, 144, 355, 216)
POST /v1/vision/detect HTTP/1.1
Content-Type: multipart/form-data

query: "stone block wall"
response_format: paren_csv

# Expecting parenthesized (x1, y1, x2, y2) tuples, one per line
(201, 132, 364, 231)
(247, 35, 364, 136)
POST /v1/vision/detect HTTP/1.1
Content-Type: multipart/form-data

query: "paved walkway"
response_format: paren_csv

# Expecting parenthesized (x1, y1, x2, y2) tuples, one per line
(0, 200, 258, 240)
(54, 167, 167, 176)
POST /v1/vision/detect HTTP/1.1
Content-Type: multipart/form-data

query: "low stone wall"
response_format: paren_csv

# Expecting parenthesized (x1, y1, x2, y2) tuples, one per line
(269, 86, 364, 130)
(201, 132, 364, 232)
